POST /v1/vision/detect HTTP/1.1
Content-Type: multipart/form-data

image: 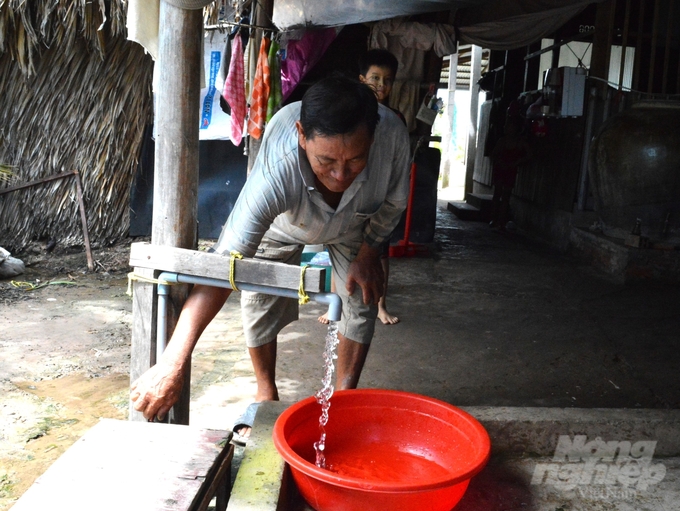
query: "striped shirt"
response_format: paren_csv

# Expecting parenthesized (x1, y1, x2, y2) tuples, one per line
(213, 102, 410, 257)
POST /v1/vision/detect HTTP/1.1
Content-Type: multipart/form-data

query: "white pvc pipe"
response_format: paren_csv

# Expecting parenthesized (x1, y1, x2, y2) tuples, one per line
(155, 272, 342, 357)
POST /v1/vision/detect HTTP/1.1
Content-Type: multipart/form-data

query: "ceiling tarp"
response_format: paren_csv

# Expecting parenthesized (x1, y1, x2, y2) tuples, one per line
(273, 0, 602, 50)
(456, 0, 601, 50)
(272, 0, 470, 31)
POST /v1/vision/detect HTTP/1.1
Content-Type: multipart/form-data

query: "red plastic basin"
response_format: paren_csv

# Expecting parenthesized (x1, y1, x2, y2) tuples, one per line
(272, 389, 490, 511)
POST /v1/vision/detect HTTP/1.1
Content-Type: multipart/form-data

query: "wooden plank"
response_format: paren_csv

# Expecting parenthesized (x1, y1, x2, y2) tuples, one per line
(129, 242, 327, 293)
(11, 419, 232, 511)
(190, 445, 233, 511)
(129, 266, 158, 422)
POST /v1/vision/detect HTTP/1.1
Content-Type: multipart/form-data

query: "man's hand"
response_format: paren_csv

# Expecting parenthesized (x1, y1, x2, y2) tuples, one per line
(345, 242, 384, 304)
(129, 284, 231, 421)
(130, 357, 186, 421)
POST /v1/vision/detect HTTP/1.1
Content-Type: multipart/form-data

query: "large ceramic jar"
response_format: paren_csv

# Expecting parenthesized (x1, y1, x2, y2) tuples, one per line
(589, 100, 680, 242)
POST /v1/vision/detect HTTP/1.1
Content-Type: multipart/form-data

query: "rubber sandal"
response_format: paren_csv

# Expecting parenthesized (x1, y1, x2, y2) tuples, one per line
(231, 402, 261, 446)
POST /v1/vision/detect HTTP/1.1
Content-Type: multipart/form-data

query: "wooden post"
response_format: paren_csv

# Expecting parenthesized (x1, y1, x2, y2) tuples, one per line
(128, 267, 158, 422)
(129, 2, 203, 424)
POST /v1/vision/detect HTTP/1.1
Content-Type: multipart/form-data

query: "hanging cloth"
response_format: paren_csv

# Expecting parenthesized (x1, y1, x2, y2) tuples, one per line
(280, 28, 339, 101)
(247, 36, 271, 139)
(223, 32, 246, 146)
(267, 39, 283, 122)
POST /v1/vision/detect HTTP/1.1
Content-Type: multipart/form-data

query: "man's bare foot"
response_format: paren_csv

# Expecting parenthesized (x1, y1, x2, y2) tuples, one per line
(318, 312, 330, 324)
(378, 307, 399, 325)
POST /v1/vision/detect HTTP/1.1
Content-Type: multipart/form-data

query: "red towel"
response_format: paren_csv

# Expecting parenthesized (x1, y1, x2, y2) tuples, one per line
(247, 37, 271, 140)
(223, 34, 246, 146)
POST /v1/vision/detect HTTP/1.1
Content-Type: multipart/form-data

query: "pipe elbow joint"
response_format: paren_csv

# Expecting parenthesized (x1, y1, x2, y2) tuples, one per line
(313, 292, 342, 322)
(157, 272, 179, 295)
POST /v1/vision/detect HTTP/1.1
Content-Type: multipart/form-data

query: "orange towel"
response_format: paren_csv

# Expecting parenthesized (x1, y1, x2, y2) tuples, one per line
(247, 37, 271, 140)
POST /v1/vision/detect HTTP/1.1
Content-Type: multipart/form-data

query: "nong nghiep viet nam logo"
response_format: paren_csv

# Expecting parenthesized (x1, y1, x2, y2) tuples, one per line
(531, 435, 666, 497)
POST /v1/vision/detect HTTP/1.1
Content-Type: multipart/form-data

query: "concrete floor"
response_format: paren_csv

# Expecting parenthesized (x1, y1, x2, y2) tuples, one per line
(363, 204, 680, 410)
(228, 202, 680, 411)
(191, 202, 680, 510)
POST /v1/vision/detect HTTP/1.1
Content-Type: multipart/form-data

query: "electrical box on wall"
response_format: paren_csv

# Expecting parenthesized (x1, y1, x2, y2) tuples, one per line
(543, 66, 587, 117)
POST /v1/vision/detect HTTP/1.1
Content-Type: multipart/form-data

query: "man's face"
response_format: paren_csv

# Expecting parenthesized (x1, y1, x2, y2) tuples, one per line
(359, 65, 394, 105)
(296, 121, 373, 193)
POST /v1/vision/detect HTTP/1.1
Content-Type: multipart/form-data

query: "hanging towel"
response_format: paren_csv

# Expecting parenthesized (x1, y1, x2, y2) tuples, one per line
(267, 40, 282, 122)
(248, 37, 271, 139)
(223, 33, 246, 146)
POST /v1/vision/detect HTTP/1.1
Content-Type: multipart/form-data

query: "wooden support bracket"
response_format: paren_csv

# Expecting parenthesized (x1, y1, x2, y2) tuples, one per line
(129, 242, 327, 293)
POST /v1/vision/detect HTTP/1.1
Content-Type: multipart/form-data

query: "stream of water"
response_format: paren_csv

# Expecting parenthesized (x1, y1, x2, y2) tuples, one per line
(314, 321, 339, 469)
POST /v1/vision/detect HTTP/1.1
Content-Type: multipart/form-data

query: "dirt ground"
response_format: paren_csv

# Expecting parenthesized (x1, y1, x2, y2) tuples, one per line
(0, 242, 137, 509)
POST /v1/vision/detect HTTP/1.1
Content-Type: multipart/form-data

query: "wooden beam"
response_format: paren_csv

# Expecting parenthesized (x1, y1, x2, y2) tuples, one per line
(129, 242, 327, 293)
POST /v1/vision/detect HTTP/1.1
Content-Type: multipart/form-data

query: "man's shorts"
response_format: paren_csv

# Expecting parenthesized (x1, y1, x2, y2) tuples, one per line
(241, 236, 378, 348)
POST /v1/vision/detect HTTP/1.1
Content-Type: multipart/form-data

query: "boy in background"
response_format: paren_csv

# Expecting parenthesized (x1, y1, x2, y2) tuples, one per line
(359, 49, 406, 126)
(319, 49, 406, 326)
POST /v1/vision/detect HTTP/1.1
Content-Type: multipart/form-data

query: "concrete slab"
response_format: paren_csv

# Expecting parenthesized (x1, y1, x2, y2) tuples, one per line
(227, 403, 288, 511)
(229, 402, 680, 511)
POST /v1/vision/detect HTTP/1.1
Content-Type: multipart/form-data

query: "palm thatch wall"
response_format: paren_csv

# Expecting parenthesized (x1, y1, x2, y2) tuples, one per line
(0, 0, 153, 251)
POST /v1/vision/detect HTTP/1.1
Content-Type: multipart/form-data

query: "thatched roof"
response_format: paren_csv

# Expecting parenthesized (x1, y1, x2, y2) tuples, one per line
(0, 0, 153, 251)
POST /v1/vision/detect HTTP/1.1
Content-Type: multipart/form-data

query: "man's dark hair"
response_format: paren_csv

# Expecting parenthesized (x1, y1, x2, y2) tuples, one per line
(300, 76, 380, 139)
(359, 49, 399, 77)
